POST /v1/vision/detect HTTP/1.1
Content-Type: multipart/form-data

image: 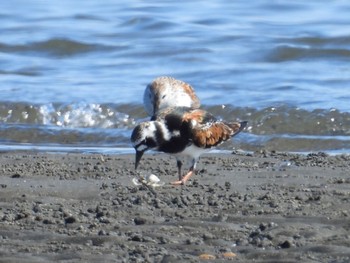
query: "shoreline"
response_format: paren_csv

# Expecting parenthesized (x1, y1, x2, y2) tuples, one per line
(0, 151, 349, 262)
(1, 143, 350, 157)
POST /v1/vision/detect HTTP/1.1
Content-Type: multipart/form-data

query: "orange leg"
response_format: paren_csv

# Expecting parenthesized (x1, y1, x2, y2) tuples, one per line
(171, 167, 195, 185)
(171, 158, 197, 185)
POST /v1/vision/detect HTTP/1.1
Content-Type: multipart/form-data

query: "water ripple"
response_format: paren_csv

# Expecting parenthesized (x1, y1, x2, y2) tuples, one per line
(0, 38, 114, 57)
(1, 0, 350, 152)
(267, 45, 350, 62)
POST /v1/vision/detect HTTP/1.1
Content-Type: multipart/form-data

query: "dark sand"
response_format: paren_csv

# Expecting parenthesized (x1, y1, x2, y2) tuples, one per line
(0, 151, 349, 263)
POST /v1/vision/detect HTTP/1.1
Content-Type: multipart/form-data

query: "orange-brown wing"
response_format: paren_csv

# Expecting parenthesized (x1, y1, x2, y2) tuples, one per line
(182, 109, 209, 123)
(155, 107, 205, 121)
(157, 108, 245, 148)
(191, 121, 243, 148)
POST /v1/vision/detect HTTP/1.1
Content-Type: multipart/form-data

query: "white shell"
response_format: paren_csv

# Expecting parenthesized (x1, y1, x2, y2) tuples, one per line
(132, 178, 142, 186)
(132, 174, 164, 187)
(146, 174, 160, 183)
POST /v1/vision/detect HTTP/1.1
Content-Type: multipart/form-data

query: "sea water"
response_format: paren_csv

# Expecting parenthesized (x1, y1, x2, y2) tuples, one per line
(1, 0, 350, 153)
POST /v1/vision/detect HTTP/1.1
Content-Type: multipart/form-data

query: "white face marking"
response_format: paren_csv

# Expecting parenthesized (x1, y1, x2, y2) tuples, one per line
(171, 130, 180, 137)
(136, 144, 148, 152)
(132, 121, 171, 150)
(143, 122, 157, 138)
(158, 122, 171, 141)
(132, 121, 157, 147)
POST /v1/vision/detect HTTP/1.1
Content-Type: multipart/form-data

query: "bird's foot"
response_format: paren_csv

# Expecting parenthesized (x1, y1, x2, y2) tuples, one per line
(171, 179, 186, 185)
(170, 171, 194, 186)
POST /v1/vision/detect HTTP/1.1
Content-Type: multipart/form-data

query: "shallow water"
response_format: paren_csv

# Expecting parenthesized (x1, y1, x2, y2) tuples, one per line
(1, 1, 350, 153)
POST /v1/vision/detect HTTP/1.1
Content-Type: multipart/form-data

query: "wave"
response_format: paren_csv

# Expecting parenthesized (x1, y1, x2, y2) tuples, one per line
(267, 44, 350, 62)
(0, 102, 137, 129)
(0, 101, 349, 152)
(1, 102, 349, 135)
(0, 38, 114, 58)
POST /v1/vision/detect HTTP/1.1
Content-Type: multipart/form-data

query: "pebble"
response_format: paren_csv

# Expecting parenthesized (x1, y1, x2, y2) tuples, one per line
(199, 253, 216, 260)
(134, 217, 147, 225)
(64, 216, 77, 224)
(222, 252, 237, 259)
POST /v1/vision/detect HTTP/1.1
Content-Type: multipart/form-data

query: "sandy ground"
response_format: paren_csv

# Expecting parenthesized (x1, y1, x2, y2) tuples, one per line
(0, 150, 349, 263)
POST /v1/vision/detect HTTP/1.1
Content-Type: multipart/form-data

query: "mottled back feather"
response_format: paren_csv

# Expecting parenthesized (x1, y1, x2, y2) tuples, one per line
(157, 108, 246, 149)
(193, 121, 245, 148)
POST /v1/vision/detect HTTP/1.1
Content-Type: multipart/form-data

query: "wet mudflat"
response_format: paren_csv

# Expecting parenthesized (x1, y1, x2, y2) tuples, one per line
(0, 151, 349, 262)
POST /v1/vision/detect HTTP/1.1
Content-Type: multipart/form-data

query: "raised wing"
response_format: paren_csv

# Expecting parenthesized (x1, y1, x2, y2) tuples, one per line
(183, 109, 246, 148)
(156, 107, 247, 148)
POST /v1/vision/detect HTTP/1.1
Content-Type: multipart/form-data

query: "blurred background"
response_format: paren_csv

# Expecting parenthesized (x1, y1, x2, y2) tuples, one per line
(1, 0, 350, 153)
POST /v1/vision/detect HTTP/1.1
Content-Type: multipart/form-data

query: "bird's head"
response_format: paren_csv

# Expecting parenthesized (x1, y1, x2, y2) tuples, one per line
(131, 121, 159, 170)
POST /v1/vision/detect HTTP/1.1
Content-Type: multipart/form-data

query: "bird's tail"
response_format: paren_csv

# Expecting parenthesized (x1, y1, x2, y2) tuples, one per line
(228, 121, 248, 137)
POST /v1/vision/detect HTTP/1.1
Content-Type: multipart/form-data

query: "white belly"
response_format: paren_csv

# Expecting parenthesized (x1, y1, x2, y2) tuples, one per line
(175, 144, 208, 159)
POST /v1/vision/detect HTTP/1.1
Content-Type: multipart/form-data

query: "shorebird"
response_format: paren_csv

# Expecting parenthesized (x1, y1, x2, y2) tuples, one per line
(143, 76, 200, 118)
(131, 107, 247, 185)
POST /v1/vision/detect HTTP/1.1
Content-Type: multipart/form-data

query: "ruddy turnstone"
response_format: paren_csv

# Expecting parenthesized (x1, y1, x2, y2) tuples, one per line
(131, 107, 247, 185)
(143, 76, 200, 118)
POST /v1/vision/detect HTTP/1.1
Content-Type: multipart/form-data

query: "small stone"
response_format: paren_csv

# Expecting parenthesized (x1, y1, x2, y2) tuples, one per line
(11, 173, 21, 178)
(96, 211, 104, 218)
(199, 253, 216, 260)
(98, 230, 107, 236)
(131, 234, 143, 242)
(280, 240, 292, 249)
(64, 216, 77, 224)
(43, 219, 54, 224)
(134, 217, 146, 225)
(222, 252, 237, 259)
